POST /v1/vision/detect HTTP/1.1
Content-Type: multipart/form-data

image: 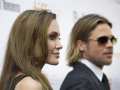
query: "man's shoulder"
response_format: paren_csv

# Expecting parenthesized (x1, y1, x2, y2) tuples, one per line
(62, 67, 91, 85)
(69, 62, 92, 77)
(66, 69, 89, 80)
(60, 70, 93, 90)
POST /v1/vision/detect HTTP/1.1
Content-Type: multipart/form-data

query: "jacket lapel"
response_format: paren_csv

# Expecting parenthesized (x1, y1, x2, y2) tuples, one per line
(73, 62, 102, 90)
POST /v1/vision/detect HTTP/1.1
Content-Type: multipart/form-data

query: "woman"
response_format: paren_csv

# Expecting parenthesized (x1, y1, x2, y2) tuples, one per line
(0, 9, 62, 90)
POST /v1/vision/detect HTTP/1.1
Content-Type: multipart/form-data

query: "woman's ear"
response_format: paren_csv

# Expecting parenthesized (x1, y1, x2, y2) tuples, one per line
(76, 40, 86, 52)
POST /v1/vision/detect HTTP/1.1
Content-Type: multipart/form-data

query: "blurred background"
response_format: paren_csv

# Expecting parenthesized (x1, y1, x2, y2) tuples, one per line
(0, 0, 120, 90)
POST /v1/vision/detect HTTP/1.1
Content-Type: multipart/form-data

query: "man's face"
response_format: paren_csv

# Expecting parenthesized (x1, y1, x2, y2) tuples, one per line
(83, 24, 115, 68)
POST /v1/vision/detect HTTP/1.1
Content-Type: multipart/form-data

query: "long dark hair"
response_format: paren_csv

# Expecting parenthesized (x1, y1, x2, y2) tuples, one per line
(0, 10, 56, 90)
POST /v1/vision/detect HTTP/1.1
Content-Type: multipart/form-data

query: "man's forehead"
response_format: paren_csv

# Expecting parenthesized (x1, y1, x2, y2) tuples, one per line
(90, 24, 113, 38)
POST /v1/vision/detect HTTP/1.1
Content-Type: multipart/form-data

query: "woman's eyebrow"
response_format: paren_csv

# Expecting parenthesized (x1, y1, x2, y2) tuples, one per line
(48, 31, 60, 36)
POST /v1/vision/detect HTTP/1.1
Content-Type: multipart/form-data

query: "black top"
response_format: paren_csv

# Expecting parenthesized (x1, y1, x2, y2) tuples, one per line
(6, 74, 27, 90)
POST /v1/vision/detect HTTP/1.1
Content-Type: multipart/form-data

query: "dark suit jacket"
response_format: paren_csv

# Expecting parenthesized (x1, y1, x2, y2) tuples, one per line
(60, 62, 110, 90)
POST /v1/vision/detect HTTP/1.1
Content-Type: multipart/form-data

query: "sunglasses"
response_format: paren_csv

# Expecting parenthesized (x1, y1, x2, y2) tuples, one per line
(89, 36, 117, 45)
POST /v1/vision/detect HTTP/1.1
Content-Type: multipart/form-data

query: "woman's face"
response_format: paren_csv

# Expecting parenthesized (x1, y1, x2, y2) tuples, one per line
(46, 19, 62, 65)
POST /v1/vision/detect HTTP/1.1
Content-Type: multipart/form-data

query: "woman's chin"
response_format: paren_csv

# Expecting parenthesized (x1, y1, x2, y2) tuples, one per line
(46, 58, 59, 65)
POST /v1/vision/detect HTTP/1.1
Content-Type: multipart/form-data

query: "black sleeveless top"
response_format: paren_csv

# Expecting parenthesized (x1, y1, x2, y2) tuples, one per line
(6, 74, 27, 90)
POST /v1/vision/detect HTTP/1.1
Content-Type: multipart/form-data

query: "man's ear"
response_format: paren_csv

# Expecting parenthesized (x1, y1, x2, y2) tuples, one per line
(76, 40, 86, 52)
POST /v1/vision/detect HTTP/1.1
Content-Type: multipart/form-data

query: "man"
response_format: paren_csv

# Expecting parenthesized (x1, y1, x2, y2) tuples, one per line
(60, 14, 117, 90)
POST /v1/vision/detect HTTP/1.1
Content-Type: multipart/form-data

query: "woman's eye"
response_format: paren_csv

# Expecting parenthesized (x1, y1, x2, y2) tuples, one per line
(48, 32, 59, 40)
(48, 34, 57, 40)
(49, 36, 56, 40)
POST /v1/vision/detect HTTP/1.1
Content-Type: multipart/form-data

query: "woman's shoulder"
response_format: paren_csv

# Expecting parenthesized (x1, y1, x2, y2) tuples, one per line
(15, 76, 42, 90)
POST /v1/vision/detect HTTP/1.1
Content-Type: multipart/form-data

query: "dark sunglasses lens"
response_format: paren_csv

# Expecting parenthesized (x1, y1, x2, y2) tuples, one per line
(111, 36, 117, 44)
(97, 36, 108, 44)
(97, 36, 117, 45)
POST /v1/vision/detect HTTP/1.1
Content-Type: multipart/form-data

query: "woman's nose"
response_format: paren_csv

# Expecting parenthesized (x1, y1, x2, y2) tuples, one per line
(56, 40, 63, 50)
